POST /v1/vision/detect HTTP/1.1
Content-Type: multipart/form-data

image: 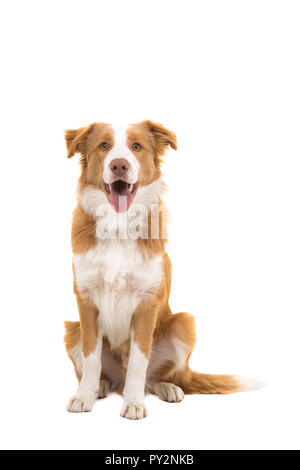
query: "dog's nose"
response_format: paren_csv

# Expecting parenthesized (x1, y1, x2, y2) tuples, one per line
(109, 159, 129, 177)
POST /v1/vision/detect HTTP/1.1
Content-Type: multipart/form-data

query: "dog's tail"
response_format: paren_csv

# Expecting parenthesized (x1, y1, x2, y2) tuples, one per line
(175, 367, 263, 395)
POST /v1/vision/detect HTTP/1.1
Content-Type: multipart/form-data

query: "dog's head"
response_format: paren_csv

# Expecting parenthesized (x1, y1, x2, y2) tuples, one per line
(65, 121, 177, 213)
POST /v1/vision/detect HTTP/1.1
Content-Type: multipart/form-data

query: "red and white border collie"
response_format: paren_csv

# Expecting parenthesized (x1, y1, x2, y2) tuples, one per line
(64, 120, 261, 419)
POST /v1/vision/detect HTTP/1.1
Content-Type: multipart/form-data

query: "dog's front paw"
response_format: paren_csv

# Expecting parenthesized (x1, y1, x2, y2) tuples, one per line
(67, 394, 96, 413)
(120, 400, 148, 420)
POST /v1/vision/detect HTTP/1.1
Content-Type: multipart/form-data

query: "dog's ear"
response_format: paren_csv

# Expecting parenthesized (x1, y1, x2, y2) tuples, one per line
(65, 125, 94, 158)
(144, 120, 177, 155)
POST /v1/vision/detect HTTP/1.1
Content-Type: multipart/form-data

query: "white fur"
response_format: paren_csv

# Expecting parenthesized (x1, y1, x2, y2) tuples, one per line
(103, 123, 139, 184)
(121, 333, 149, 420)
(70, 342, 83, 378)
(67, 332, 102, 413)
(73, 240, 163, 349)
(234, 376, 265, 392)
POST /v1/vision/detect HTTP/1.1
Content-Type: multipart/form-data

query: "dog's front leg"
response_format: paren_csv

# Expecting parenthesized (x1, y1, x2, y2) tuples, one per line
(121, 301, 157, 420)
(67, 293, 101, 413)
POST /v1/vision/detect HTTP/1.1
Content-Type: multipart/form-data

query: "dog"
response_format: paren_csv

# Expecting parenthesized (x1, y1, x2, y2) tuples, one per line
(64, 120, 261, 419)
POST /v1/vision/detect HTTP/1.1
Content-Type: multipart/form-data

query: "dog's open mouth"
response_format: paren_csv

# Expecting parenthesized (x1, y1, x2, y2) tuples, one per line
(104, 180, 138, 213)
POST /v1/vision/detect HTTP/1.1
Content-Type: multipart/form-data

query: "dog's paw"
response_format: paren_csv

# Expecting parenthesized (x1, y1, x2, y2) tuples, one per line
(120, 400, 148, 420)
(98, 379, 110, 399)
(153, 382, 184, 403)
(67, 394, 96, 413)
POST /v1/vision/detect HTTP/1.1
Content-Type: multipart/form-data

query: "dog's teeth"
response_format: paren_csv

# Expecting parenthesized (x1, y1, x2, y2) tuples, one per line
(129, 184, 133, 192)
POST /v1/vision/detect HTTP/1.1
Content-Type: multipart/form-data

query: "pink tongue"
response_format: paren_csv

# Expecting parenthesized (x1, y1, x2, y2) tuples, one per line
(110, 184, 132, 213)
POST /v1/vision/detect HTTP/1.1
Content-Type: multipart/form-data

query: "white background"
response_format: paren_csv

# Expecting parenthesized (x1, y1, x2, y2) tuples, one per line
(0, 0, 299, 450)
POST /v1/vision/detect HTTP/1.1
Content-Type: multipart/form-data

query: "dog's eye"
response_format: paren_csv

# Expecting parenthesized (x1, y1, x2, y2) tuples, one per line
(100, 142, 109, 150)
(133, 143, 141, 151)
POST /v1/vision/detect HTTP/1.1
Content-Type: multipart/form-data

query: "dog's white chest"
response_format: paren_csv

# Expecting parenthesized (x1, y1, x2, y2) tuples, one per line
(73, 240, 162, 348)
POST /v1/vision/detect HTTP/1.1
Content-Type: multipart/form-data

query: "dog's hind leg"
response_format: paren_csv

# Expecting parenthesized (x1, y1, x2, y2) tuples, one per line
(146, 312, 195, 402)
(147, 312, 261, 398)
